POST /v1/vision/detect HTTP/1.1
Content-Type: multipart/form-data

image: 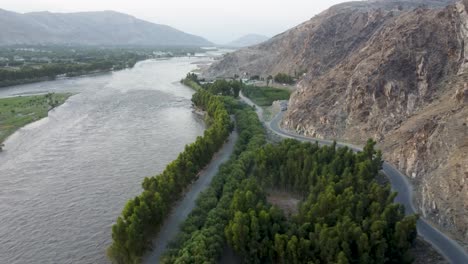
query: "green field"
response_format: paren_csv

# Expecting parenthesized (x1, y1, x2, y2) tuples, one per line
(0, 93, 72, 149)
(242, 85, 291, 106)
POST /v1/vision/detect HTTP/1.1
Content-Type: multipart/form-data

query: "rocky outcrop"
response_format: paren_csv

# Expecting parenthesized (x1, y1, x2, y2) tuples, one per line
(204, 0, 456, 79)
(455, 84, 468, 103)
(205, 0, 467, 244)
(286, 1, 468, 243)
(381, 79, 468, 241)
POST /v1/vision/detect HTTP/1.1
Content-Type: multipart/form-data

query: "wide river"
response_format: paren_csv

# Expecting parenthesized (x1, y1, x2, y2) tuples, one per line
(0, 58, 206, 264)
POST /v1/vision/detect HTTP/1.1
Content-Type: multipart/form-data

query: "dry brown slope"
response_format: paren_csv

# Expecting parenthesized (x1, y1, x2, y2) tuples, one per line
(204, 1, 455, 79)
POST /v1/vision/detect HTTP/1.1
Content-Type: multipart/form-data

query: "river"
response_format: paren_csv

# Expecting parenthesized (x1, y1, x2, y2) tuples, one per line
(0, 58, 206, 264)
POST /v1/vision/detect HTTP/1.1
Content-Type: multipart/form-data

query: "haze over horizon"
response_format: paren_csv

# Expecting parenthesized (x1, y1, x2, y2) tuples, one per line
(0, 0, 349, 44)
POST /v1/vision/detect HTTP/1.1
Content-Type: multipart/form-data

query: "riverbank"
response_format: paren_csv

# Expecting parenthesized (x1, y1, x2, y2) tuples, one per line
(0, 93, 72, 150)
(107, 84, 233, 263)
(142, 77, 236, 262)
(0, 58, 207, 264)
(144, 123, 238, 263)
(0, 63, 137, 89)
(160, 102, 266, 264)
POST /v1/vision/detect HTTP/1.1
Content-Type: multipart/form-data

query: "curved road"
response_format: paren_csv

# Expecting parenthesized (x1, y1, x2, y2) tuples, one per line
(143, 127, 238, 263)
(240, 92, 468, 264)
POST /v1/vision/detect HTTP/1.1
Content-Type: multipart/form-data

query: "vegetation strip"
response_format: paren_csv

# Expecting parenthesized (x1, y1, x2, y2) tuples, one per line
(0, 93, 71, 150)
(109, 76, 418, 263)
(0, 46, 204, 88)
(161, 78, 419, 264)
(107, 80, 233, 263)
(161, 99, 266, 263)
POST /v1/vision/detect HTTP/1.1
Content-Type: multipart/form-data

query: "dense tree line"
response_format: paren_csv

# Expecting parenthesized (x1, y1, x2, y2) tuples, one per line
(224, 139, 418, 263)
(274, 73, 295, 84)
(0, 58, 139, 87)
(109, 78, 417, 263)
(161, 101, 266, 263)
(183, 73, 242, 97)
(107, 88, 233, 263)
(185, 72, 200, 84)
(203, 79, 242, 97)
(162, 108, 418, 263)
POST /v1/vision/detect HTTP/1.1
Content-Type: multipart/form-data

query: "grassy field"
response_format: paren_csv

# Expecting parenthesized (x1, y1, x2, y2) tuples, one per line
(0, 93, 72, 149)
(242, 85, 291, 106)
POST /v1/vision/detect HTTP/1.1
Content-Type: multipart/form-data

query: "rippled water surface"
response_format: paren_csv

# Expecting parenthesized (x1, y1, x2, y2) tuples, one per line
(0, 58, 205, 264)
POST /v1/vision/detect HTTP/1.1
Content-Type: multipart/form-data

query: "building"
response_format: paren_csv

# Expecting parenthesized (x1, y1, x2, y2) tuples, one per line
(13, 56, 25, 62)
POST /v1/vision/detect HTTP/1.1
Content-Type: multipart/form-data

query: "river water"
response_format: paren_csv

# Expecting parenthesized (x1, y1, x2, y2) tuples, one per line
(0, 58, 206, 264)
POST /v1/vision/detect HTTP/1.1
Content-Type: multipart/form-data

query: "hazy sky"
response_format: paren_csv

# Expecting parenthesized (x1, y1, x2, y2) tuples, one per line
(0, 0, 349, 43)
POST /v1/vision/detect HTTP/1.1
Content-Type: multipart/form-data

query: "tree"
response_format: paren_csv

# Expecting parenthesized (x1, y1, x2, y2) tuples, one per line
(274, 73, 294, 84)
(266, 75, 273, 86)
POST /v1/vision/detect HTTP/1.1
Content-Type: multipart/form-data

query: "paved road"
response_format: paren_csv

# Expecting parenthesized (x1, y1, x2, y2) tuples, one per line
(143, 128, 239, 263)
(240, 92, 468, 264)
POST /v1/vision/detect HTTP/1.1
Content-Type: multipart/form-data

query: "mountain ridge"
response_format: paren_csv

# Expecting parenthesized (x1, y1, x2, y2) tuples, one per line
(225, 34, 269, 47)
(0, 9, 212, 46)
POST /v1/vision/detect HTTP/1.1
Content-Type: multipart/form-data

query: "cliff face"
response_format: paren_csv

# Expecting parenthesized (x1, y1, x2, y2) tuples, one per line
(204, 0, 467, 243)
(284, 2, 467, 242)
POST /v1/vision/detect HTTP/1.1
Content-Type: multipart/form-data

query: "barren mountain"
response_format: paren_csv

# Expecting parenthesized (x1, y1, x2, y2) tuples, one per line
(204, 0, 467, 244)
(0, 9, 212, 46)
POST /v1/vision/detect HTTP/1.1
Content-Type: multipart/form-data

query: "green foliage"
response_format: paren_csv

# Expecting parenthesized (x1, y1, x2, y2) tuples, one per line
(0, 45, 206, 88)
(0, 93, 71, 144)
(223, 139, 418, 264)
(107, 88, 233, 263)
(185, 73, 199, 84)
(163, 135, 418, 264)
(109, 76, 416, 264)
(182, 79, 204, 92)
(0, 51, 148, 87)
(241, 85, 291, 106)
(161, 102, 266, 264)
(204, 80, 243, 97)
(274, 73, 295, 85)
(266, 75, 273, 86)
(183, 75, 243, 97)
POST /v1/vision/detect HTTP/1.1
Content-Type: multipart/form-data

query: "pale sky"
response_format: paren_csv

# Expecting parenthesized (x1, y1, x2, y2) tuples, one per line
(0, 0, 350, 44)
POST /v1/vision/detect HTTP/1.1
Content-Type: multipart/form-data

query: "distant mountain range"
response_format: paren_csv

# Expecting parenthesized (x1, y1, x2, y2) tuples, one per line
(0, 9, 212, 46)
(225, 34, 269, 47)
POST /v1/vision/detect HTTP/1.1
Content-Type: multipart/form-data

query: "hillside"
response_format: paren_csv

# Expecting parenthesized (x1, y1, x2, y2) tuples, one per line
(203, 0, 467, 245)
(225, 34, 269, 47)
(0, 9, 212, 46)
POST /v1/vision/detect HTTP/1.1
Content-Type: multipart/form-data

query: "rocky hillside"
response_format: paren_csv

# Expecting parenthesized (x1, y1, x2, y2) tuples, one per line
(0, 9, 212, 46)
(204, 0, 467, 245)
(225, 34, 269, 48)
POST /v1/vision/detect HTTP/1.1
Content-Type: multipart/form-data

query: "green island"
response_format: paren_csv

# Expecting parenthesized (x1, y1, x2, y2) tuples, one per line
(0, 93, 72, 151)
(108, 74, 418, 264)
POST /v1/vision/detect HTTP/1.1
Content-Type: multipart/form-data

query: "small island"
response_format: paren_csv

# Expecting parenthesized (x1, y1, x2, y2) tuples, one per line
(0, 93, 71, 151)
